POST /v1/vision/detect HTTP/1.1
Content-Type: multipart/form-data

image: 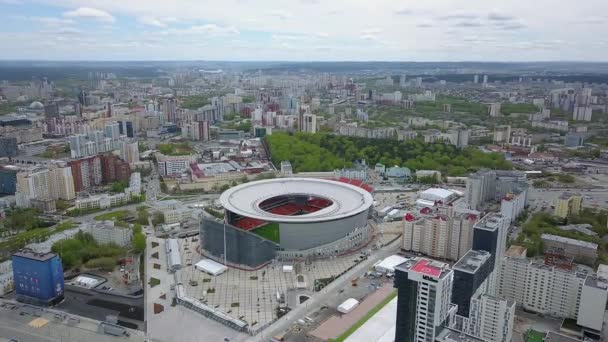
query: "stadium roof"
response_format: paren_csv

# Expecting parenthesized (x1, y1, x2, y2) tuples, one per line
(220, 178, 374, 223)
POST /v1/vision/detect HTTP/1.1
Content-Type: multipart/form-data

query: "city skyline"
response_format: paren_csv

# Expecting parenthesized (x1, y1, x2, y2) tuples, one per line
(1, 0, 608, 61)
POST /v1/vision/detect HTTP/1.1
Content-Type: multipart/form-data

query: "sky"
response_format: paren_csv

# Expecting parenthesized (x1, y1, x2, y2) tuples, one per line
(1, 0, 608, 61)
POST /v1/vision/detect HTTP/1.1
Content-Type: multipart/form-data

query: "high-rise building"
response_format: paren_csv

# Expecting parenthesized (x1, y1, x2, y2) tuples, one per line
(69, 155, 103, 192)
(16, 167, 52, 209)
(498, 245, 608, 333)
(473, 75, 479, 84)
(554, 192, 583, 218)
(49, 163, 75, 201)
(472, 213, 509, 295)
(394, 258, 454, 342)
(488, 103, 501, 117)
(0, 137, 18, 158)
(466, 170, 496, 210)
(120, 141, 140, 164)
(12, 250, 64, 306)
(482, 75, 488, 84)
(302, 114, 317, 133)
(211, 96, 226, 122)
(193, 121, 210, 141)
(403, 206, 479, 261)
(450, 250, 515, 342)
(0, 166, 18, 195)
(104, 122, 121, 140)
(500, 189, 527, 224)
(573, 106, 592, 121)
(446, 128, 469, 148)
(163, 98, 177, 123)
(466, 170, 527, 210)
(399, 74, 407, 87)
(118, 120, 135, 138)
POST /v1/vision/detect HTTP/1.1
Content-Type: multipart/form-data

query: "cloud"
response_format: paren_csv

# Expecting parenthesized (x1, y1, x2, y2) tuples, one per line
(360, 34, 378, 41)
(163, 24, 240, 37)
(138, 16, 168, 28)
(269, 10, 293, 20)
(271, 34, 302, 42)
(487, 12, 515, 21)
(417, 22, 434, 28)
(395, 9, 415, 16)
(452, 21, 483, 28)
(440, 12, 479, 20)
(361, 27, 383, 35)
(63, 7, 115, 23)
(0, 0, 22, 4)
(28, 16, 75, 26)
(316, 32, 329, 38)
(493, 21, 526, 30)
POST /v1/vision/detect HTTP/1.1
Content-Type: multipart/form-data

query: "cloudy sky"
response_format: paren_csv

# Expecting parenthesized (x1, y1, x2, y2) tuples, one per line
(1, 0, 608, 61)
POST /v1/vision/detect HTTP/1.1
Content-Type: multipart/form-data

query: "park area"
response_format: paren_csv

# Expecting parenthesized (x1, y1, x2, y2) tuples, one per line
(157, 142, 194, 156)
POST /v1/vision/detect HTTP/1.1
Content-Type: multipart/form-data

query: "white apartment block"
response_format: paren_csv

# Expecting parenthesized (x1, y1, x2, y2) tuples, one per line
(157, 154, 197, 177)
(76, 193, 129, 210)
(498, 246, 608, 332)
(16, 168, 52, 208)
(500, 189, 526, 224)
(90, 221, 132, 247)
(49, 164, 75, 201)
(468, 295, 515, 342)
(403, 208, 478, 261)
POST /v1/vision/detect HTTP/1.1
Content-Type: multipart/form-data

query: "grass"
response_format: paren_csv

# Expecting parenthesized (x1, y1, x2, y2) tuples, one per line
(94, 210, 130, 222)
(157, 142, 194, 156)
(252, 223, 280, 243)
(329, 290, 397, 342)
(525, 330, 545, 342)
(54, 220, 76, 233)
(149, 277, 161, 288)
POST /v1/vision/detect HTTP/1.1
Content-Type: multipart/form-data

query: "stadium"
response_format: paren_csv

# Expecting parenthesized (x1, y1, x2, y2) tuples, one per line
(200, 177, 374, 268)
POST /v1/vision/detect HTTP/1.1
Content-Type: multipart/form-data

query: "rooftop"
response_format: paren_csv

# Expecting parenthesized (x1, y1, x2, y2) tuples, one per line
(397, 258, 450, 279)
(541, 233, 598, 250)
(13, 249, 57, 262)
(584, 275, 608, 290)
(219, 177, 374, 223)
(453, 250, 491, 274)
(435, 328, 485, 342)
(474, 213, 505, 232)
(559, 192, 581, 200)
(505, 245, 527, 258)
(545, 331, 578, 342)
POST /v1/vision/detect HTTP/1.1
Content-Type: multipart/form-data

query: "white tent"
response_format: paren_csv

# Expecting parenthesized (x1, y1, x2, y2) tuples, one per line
(375, 255, 408, 274)
(338, 298, 360, 314)
(195, 259, 228, 276)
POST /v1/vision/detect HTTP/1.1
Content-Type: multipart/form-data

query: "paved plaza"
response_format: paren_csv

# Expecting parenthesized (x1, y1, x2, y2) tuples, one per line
(175, 231, 400, 331)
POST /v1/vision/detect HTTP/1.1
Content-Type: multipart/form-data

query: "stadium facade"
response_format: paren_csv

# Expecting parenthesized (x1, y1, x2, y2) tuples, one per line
(200, 178, 374, 268)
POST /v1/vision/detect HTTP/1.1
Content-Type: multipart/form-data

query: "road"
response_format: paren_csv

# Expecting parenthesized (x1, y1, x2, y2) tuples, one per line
(249, 238, 402, 342)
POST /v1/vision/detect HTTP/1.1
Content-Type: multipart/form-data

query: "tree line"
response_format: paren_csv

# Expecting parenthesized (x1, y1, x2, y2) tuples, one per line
(267, 132, 511, 176)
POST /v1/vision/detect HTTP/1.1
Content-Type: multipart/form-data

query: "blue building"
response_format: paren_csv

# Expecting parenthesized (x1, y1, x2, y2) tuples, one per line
(12, 250, 64, 306)
(0, 166, 18, 195)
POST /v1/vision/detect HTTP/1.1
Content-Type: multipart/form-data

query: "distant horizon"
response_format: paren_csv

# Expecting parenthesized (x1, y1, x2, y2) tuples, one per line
(1, 1, 608, 61)
(2, 59, 608, 64)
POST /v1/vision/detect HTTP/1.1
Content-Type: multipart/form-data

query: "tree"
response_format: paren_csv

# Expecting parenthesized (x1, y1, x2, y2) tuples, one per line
(152, 212, 165, 226)
(133, 228, 146, 254)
